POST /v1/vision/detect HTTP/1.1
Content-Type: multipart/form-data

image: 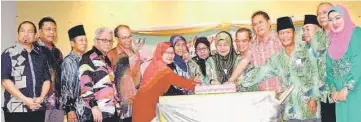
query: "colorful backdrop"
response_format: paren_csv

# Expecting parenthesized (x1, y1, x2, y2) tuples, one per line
(13, 1, 361, 74)
(15, 1, 361, 55)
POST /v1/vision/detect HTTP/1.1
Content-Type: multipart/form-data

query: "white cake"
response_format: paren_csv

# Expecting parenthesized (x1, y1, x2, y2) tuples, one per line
(195, 84, 237, 94)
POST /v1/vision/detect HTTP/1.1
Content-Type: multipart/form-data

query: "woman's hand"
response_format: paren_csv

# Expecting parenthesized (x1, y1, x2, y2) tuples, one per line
(338, 87, 349, 101)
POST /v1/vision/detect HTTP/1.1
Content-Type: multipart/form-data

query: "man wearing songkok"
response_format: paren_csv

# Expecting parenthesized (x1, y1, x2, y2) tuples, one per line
(61, 24, 88, 122)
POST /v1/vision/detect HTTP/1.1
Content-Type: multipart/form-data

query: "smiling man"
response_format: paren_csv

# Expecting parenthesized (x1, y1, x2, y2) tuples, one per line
(2, 21, 51, 122)
(241, 16, 322, 122)
(250, 11, 283, 92)
(107, 25, 143, 122)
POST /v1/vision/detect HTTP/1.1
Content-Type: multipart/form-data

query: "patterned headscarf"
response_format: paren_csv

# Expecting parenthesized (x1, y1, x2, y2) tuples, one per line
(212, 31, 238, 83)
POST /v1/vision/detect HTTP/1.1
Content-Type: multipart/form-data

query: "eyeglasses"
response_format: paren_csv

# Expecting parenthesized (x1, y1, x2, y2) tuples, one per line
(216, 43, 230, 48)
(196, 47, 209, 52)
(119, 35, 133, 40)
(235, 39, 249, 43)
(163, 51, 174, 56)
(96, 38, 114, 43)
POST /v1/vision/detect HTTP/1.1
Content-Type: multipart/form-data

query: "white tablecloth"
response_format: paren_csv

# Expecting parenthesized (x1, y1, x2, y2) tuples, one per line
(157, 91, 281, 122)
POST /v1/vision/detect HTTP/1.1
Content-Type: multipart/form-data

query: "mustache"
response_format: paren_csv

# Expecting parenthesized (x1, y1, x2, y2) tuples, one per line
(23, 37, 30, 42)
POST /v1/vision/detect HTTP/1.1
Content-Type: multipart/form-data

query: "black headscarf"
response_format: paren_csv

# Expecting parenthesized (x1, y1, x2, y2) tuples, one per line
(192, 36, 211, 76)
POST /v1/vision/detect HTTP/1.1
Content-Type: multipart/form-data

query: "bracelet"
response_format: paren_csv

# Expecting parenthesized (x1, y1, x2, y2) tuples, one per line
(345, 80, 355, 91)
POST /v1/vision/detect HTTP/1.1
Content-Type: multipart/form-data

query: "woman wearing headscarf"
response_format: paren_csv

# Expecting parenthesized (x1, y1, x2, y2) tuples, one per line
(140, 42, 174, 87)
(134, 42, 198, 122)
(326, 5, 361, 122)
(142, 40, 187, 96)
(188, 37, 211, 84)
(165, 35, 193, 95)
(169, 35, 190, 79)
(206, 31, 239, 84)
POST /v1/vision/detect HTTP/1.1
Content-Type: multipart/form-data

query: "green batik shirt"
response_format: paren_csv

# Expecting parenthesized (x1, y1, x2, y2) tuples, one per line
(205, 56, 241, 84)
(308, 29, 336, 103)
(187, 59, 210, 84)
(235, 55, 258, 92)
(241, 42, 321, 120)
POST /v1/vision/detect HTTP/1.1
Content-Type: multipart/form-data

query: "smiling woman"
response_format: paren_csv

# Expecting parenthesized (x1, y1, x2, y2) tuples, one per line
(327, 5, 361, 122)
(206, 31, 238, 84)
(134, 42, 197, 122)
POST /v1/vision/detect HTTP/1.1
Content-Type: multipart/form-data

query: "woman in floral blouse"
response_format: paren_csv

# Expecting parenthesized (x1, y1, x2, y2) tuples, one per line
(206, 31, 239, 84)
(327, 5, 361, 122)
(187, 37, 211, 85)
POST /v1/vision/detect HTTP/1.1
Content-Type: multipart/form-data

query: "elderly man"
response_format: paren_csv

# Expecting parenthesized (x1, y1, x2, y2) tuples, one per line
(235, 28, 252, 57)
(302, 15, 322, 45)
(303, 14, 335, 122)
(228, 28, 258, 92)
(1, 21, 51, 122)
(316, 3, 336, 122)
(107, 25, 143, 122)
(61, 25, 88, 122)
(79, 27, 118, 122)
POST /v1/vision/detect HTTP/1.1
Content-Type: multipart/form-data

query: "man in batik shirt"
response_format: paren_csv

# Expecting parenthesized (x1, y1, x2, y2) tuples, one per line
(2, 21, 51, 122)
(107, 25, 142, 122)
(302, 14, 336, 122)
(61, 25, 87, 122)
(35, 17, 64, 122)
(302, 14, 334, 103)
(79, 27, 118, 122)
(241, 17, 322, 122)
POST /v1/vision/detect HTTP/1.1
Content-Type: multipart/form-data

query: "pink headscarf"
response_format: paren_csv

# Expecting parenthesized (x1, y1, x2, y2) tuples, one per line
(328, 5, 356, 60)
(140, 42, 172, 87)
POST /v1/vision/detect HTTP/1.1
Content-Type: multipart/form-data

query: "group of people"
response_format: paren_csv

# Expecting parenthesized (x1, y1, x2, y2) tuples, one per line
(1, 2, 360, 122)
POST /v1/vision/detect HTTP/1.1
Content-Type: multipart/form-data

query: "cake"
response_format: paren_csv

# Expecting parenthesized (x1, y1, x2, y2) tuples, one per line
(195, 84, 237, 94)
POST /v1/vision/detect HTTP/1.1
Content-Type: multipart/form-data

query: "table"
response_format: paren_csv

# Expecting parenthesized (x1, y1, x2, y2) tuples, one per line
(157, 91, 281, 122)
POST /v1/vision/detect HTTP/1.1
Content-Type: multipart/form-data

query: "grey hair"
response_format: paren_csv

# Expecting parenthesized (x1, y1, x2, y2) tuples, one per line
(94, 27, 113, 40)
